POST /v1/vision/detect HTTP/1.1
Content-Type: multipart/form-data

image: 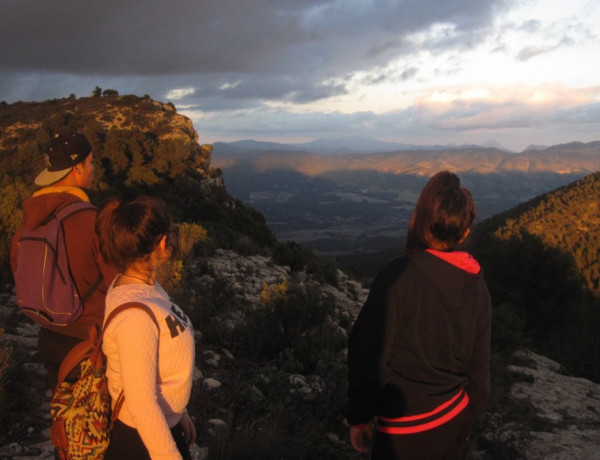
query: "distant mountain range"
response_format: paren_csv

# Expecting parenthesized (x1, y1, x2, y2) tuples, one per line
(219, 136, 517, 155)
(216, 136, 597, 156)
(213, 140, 600, 175)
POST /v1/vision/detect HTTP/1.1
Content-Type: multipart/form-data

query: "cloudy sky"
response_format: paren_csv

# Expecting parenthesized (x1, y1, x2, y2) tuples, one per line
(1, 0, 599, 151)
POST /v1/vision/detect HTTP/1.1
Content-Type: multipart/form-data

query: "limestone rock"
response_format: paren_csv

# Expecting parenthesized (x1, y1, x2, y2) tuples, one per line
(507, 350, 600, 459)
(202, 378, 222, 390)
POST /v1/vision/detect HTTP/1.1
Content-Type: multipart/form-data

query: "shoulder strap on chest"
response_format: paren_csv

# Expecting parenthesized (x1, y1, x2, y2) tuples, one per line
(103, 302, 160, 332)
(55, 302, 159, 387)
(53, 200, 95, 223)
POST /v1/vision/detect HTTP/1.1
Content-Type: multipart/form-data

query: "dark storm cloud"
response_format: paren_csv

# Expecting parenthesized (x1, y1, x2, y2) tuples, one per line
(188, 72, 348, 103)
(0, 0, 507, 83)
(2, 0, 480, 105)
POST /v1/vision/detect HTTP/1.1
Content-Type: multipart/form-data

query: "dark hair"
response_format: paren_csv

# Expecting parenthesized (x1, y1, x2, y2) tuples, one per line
(96, 196, 172, 271)
(405, 171, 476, 251)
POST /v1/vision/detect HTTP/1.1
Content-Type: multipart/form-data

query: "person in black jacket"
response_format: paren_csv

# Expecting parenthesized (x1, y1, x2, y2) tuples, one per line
(346, 171, 491, 459)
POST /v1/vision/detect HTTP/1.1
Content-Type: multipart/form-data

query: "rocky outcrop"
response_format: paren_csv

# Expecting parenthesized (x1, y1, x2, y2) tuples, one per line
(0, 95, 214, 179)
(507, 350, 600, 459)
(474, 349, 600, 459)
(1, 96, 195, 144)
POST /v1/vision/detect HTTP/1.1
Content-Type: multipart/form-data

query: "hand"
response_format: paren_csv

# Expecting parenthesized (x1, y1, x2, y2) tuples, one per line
(350, 423, 373, 454)
(180, 411, 197, 447)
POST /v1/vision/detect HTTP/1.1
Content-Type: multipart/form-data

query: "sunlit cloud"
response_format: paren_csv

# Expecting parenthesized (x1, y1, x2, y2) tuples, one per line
(412, 84, 600, 129)
(219, 80, 243, 91)
(165, 87, 195, 100)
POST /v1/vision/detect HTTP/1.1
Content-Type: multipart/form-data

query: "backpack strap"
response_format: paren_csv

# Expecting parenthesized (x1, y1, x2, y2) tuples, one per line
(55, 329, 97, 386)
(55, 302, 160, 390)
(52, 200, 95, 225)
(81, 273, 104, 304)
(102, 302, 160, 425)
(56, 201, 103, 306)
(102, 302, 160, 332)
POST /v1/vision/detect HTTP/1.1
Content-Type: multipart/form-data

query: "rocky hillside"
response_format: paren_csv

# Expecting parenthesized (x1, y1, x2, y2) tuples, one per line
(488, 171, 600, 293)
(505, 350, 600, 459)
(1, 95, 201, 147)
(469, 171, 600, 383)
(0, 95, 213, 184)
(2, 250, 600, 459)
(0, 95, 274, 282)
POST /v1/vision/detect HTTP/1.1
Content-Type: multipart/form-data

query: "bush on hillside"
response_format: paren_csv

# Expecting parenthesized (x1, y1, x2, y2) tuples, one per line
(0, 95, 280, 282)
(0, 331, 13, 424)
(272, 241, 339, 286)
(471, 229, 600, 381)
(230, 281, 345, 374)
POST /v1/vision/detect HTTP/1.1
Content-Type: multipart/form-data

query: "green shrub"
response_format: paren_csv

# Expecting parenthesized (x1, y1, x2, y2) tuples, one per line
(206, 405, 344, 460)
(175, 271, 241, 345)
(272, 241, 312, 271)
(177, 222, 210, 259)
(0, 331, 13, 423)
(0, 334, 33, 439)
(310, 257, 340, 287)
(491, 302, 528, 356)
(473, 230, 600, 381)
(231, 283, 345, 375)
(200, 353, 351, 460)
(231, 234, 261, 256)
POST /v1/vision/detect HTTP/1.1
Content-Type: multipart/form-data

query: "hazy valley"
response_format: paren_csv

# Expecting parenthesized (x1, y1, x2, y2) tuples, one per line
(212, 140, 600, 257)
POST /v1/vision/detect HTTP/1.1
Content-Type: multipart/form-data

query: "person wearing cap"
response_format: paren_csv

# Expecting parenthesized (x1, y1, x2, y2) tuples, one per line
(10, 132, 117, 388)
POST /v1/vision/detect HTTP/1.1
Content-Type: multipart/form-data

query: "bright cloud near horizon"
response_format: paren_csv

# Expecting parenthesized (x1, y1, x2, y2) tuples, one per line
(1, 0, 599, 152)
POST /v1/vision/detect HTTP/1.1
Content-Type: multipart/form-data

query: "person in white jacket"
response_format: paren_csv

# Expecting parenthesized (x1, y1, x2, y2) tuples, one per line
(96, 195, 196, 460)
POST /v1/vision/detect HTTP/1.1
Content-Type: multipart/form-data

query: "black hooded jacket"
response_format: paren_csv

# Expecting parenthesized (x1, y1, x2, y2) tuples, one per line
(346, 250, 491, 430)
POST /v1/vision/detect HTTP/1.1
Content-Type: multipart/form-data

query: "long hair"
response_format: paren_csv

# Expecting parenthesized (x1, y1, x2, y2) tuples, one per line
(95, 196, 171, 272)
(405, 171, 476, 251)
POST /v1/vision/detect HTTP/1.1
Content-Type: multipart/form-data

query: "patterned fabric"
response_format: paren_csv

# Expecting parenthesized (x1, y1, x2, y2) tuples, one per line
(50, 303, 157, 459)
(50, 327, 111, 459)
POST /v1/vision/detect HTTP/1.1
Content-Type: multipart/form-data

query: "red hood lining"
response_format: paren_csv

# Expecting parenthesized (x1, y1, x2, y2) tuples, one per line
(426, 249, 481, 274)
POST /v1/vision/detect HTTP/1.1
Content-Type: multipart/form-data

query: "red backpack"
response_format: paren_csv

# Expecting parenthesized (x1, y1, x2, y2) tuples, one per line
(14, 201, 101, 327)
